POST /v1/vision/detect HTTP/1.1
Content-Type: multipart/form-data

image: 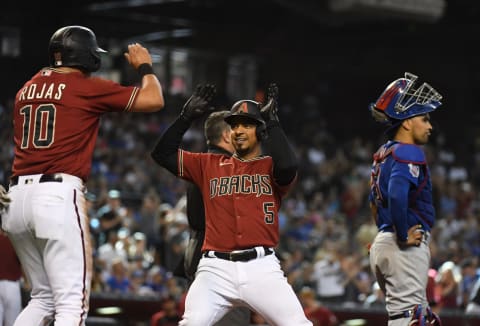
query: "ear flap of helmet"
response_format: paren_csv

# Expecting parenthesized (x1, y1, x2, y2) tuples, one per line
(256, 123, 267, 141)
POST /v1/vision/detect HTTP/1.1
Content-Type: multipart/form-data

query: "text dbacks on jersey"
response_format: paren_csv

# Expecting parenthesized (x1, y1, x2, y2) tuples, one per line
(209, 174, 273, 198)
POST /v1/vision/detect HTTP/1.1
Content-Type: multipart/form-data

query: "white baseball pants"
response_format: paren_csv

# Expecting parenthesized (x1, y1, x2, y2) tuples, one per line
(2, 174, 91, 326)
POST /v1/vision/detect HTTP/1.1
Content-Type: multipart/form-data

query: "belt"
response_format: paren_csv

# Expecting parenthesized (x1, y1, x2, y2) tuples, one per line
(10, 174, 63, 186)
(203, 246, 273, 262)
(380, 228, 430, 242)
(389, 310, 413, 320)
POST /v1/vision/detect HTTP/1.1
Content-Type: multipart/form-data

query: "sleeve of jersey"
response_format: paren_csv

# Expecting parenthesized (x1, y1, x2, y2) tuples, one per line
(388, 174, 410, 242)
(84, 77, 139, 112)
(262, 120, 298, 186)
(151, 116, 191, 175)
(178, 151, 204, 186)
(389, 145, 426, 241)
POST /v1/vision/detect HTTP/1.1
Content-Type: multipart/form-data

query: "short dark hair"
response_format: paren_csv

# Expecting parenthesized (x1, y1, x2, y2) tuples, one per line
(385, 120, 402, 140)
(204, 110, 230, 146)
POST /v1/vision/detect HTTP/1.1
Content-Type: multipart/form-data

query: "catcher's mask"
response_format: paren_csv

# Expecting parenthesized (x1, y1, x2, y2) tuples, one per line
(369, 72, 442, 125)
(224, 100, 267, 140)
(48, 25, 106, 73)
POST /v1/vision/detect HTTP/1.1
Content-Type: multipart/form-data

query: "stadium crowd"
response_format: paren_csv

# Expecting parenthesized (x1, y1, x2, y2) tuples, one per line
(1, 89, 480, 324)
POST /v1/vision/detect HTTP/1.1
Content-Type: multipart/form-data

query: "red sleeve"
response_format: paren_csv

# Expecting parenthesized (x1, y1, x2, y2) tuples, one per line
(178, 150, 205, 185)
(79, 76, 140, 112)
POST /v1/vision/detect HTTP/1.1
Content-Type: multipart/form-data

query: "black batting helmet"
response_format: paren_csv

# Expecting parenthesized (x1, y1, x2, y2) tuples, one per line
(224, 100, 267, 140)
(48, 25, 106, 73)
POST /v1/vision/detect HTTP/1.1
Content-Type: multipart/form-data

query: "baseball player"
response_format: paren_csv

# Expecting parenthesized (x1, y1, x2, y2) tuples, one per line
(368, 72, 442, 326)
(173, 110, 251, 325)
(1, 25, 164, 326)
(151, 83, 312, 326)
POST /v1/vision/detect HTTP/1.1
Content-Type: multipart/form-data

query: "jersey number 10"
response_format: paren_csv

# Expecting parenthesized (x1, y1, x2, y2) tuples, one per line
(20, 104, 56, 149)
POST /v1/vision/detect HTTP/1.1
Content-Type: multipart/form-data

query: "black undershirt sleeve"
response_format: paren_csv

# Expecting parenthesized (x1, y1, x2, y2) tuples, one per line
(261, 120, 298, 186)
(150, 116, 191, 175)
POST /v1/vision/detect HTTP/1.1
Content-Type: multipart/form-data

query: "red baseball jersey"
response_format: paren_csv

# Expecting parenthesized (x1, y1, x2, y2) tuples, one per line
(0, 233, 22, 281)
(178, 150, 293, 251)
(12, 67, 140, 181)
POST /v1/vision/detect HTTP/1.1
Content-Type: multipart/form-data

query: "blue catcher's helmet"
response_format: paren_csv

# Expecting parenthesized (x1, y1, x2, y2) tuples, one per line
(369, 72, 442, 124)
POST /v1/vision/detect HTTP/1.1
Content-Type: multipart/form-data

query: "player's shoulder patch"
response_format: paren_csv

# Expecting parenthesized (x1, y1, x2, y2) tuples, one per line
(392, 143, 426, 164)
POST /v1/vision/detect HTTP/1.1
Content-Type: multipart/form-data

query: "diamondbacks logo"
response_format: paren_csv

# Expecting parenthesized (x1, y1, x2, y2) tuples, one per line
(238, 102, 248, 113)
(408, 163, 420, 178)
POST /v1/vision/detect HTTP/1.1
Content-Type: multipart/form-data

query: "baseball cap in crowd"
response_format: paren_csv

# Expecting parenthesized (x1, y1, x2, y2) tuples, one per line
(108, 189, 121, 199)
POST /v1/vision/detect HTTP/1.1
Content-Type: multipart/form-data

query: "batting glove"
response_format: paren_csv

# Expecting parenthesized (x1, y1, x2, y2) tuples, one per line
(260, 82, 279, 122)
(180, 84, 216, 122)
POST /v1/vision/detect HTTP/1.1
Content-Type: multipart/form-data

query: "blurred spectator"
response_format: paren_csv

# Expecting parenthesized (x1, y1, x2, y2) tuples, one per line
(151, 296, 181, 326)
(136, 189, 162, 248)
(154, 203, 174, 266)
(354, 219, 378, 256)
(96, 189, 128, 247)
(459, 257, 480, 309)
(96, 230, 127, 273)
(164, 276, 185, 302)
(130, 269, 156, 297)
(341, 254, 372, 303)
(363, 282, 385, 308)
(434, 261, 462, 313)
(340, 179, 365, 235)
(163, 208, 189, 272)
(455, 181, 474, 219)
(299, 286, 338, 326)
(289, 261, 315, 293)
(466, 276, 480, 315)
(145, 265, 170, 299)
(128, 231, 154, 267)
(105, 258, 131, 294)
(311, 249, 346, 304)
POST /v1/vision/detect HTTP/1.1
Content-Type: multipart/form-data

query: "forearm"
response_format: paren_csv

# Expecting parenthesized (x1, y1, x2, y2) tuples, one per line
(124, 44, 165, 112)
(388, 176, 410, 241)
(262, 121, 298, 185)
(151, 116, 191, 175)
(132, 74, 164, 112)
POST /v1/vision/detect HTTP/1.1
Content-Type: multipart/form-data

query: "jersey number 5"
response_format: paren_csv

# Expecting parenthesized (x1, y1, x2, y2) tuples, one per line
(20, 104, 56, 149)
(263, 202, 275, 224)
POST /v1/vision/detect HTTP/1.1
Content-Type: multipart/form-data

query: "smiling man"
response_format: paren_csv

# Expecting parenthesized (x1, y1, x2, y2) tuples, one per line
(151, 83, 311, 326)
(368, 72, 443, 326)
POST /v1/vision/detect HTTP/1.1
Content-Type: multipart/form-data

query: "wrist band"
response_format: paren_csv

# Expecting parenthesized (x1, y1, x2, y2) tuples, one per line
(137, 63, 154, 77)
